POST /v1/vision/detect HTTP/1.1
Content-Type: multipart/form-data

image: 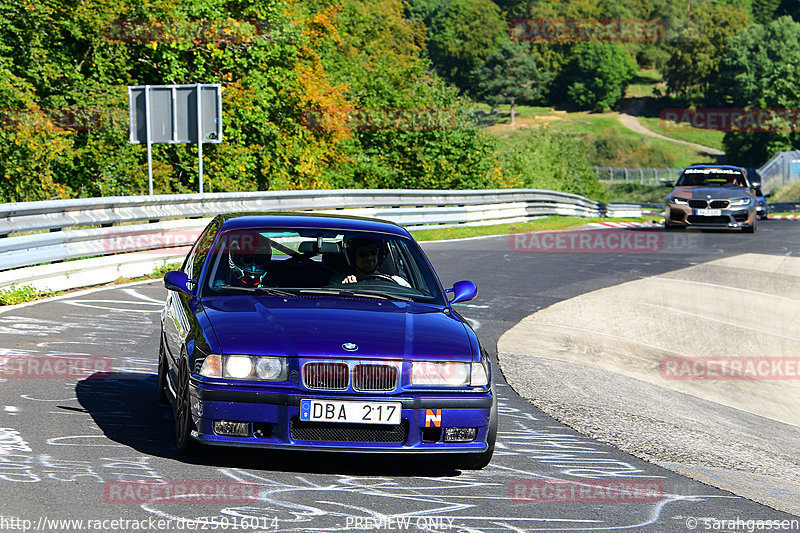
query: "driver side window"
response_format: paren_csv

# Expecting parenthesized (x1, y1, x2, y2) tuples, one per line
(184, 221, 219, 281)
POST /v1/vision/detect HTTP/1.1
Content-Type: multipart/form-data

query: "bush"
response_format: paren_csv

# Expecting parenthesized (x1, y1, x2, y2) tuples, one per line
(497, 129, 605, 200)
(589, 130, 677, 168)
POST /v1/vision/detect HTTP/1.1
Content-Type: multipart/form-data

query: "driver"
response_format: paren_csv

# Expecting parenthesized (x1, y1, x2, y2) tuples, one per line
(337, 237, 410, 287)
(222, 231, 272, 287)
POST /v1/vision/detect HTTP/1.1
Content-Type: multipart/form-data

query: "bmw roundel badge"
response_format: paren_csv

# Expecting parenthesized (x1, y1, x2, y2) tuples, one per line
(342, 342, 358, 352)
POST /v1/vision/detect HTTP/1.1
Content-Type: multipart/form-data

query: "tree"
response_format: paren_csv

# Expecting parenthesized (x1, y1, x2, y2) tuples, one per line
(426, 0, 506, 91)
(715, 16, 800, 165)
(662, 3, 749, 102)
(559, 42, 636, 111)
(472, 40, 552, 123)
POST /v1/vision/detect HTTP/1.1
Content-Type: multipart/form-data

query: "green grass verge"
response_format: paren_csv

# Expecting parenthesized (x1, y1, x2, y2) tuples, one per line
(638, 116, 725, 152)
(626, 69, 664, 98)
(0, 285, 64, 306)
(769, 181, 800, 202)
(409, 215, 657, 241)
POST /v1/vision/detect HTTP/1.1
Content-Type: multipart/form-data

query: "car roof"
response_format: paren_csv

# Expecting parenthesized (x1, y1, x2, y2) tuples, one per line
(215, 212, 412, 237)
(683, 164, 743, 171)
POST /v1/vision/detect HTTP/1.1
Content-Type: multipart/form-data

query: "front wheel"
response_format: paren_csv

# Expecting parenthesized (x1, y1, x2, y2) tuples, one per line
(156, 343, 168, 405)
(744, 219, 756, 233)
(174, 358, 200, 455)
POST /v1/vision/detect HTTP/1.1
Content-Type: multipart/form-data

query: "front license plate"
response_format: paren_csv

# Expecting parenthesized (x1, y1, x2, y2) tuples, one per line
(695, 208, 722, 216)
(300, 399, 402, 425)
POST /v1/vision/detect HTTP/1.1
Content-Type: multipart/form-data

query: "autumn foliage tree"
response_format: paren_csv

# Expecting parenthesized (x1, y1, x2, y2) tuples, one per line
(0, 0, 513, 202)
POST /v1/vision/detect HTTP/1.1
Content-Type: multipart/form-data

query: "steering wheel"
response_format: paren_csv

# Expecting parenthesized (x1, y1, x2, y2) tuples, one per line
(357, 273, 400, 284)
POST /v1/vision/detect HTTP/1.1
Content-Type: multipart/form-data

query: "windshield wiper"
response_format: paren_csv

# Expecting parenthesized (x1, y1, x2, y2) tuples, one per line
(217, 285, 296, 297)
(298, 288, 412, 302)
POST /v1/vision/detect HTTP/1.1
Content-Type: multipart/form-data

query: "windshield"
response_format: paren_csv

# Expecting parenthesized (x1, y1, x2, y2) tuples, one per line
(200, 227, 445, 304)
(675, 168, 748, 187)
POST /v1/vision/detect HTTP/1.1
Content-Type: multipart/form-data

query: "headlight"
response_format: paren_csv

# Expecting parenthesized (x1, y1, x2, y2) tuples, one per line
(255, 357, 285, 380)
(199, 355, 222, 377)
(225, 355, 254, 379)
(470, 361, 489, 386)
(411, 362, 470, 387)
(667, 196, 688, 205)
(200, 355, 288, 381)
(730, 197, 752, 206)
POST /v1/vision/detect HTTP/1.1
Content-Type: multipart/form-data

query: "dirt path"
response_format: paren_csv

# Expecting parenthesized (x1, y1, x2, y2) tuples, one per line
(619, 101, 725, 156)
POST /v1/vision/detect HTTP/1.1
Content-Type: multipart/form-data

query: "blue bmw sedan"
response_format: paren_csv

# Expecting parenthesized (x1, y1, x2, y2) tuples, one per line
(158, 213, 496, 469)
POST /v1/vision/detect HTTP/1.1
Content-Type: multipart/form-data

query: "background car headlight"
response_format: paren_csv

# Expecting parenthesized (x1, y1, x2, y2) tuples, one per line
(730, 197, 752, 206)
(411, 362, 470, 387)
(225, 355, 254, 379)
(667, 196, 688, 205)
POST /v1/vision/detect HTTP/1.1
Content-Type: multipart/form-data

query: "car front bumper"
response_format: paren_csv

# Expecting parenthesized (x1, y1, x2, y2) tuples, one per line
(666, 205, 756, 228)
(186, 381, 494, 453)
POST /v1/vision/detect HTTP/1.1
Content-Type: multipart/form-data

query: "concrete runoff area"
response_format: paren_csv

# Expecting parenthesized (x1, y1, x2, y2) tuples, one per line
(498, 253, 800, 515)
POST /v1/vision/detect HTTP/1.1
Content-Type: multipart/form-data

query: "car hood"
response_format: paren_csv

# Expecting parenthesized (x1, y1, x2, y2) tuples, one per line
(201, 296, 475, 361)
(670, 186, 754, 200)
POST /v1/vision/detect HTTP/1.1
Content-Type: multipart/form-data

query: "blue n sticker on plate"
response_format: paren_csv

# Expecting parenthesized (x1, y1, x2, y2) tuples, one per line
(300, 399, 311, 421)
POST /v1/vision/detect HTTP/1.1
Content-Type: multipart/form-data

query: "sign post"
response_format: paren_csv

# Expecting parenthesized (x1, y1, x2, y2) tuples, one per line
(128, 84, 222, 194)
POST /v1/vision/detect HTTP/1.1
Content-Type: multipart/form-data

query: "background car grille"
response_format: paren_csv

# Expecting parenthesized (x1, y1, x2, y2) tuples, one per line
(688, 200, 708, 208)
(303, 362, 349, 390)
(353, 364, 398, 391)
(709, 200, 730, 209)
(290, 418, 408, 443)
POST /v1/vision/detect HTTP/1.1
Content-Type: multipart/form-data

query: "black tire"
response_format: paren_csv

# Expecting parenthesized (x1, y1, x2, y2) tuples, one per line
(744, 219, 756, 233)
(446, 392, 498, 470)
(174, 358, 200, 455)
(156, 342, 169, 405)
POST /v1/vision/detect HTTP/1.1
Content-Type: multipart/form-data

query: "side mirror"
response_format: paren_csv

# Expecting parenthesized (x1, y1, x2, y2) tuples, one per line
(164, 270, 195, 295)
(446, 280, 477, 304)
(663, 180, 674, 187)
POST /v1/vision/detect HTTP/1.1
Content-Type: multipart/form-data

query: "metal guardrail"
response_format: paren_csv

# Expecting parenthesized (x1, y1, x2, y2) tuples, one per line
(757, 151, 800, 194)
(0, 189, 640, 292)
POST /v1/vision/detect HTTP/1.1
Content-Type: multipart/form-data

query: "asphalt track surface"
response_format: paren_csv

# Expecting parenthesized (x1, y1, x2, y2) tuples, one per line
(0, 221, 799, 532)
